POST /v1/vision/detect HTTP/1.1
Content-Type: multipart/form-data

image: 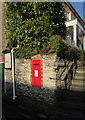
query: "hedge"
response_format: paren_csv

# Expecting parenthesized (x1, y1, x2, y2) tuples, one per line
(47, 35, 85, 61)
(14, 35, 85, 63)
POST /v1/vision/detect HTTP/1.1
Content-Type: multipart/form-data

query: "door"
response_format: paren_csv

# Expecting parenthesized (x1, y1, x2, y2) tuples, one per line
(0, 62, 4, 93)
(32, 60, 41, 87)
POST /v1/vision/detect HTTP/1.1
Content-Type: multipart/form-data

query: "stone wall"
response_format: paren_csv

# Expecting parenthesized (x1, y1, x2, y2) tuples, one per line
(43, 53, 57, 89)
(77, 60, 84, 67)
(0, 3, 7, 61)
(5, 69, 12, 84)
(5, 54, 58, 102)
(5, 53, 74, 102)
(15, 59, 31, 86)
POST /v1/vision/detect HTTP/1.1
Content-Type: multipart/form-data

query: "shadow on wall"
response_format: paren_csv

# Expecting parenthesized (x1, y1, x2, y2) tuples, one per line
(5, 69, 73, 104)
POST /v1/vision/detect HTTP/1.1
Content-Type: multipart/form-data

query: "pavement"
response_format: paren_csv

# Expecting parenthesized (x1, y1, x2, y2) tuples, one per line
(2, 67, 85, 120)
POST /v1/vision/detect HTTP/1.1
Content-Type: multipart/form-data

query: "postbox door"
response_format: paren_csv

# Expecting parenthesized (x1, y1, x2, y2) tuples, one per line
(32, 60, 41, 87)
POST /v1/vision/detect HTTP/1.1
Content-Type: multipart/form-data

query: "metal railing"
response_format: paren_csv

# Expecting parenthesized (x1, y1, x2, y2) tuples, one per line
(56, 58, 77, 90)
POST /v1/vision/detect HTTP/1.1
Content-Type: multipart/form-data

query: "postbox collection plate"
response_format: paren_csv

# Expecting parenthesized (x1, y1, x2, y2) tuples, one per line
(35, 70, 38, 77)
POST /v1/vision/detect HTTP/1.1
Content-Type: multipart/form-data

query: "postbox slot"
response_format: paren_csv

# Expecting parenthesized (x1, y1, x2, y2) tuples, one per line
(33, 64, 39, 65)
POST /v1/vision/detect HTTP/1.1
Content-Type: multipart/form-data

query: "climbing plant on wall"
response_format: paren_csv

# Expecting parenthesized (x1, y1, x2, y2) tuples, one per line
(4, 2, 66, 58)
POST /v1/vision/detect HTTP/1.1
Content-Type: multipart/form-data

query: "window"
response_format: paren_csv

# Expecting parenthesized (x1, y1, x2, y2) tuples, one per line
(67, 9, 71, 21)
(65, 35, 71, 45)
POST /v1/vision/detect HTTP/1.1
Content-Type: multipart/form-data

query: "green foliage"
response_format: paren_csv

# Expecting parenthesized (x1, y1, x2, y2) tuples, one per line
(13, 34, 85, 62)
(4, 2, 66, 55)
(13, 46, 31, 59)
(48, 35, 85, 61)
(79, 49, 85, 66)
(5, 2, 83, 61)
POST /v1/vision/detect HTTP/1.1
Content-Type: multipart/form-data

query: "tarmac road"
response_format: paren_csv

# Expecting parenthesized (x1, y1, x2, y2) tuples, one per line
(2, 90, 85, 120)
(2, 94, 49, 120)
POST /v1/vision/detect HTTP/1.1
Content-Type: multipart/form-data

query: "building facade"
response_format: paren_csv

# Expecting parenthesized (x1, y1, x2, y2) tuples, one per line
(63, 1, 85, 50)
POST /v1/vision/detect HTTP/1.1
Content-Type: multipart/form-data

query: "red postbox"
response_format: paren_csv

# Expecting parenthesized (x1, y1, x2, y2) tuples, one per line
(32, 60, 41, 87)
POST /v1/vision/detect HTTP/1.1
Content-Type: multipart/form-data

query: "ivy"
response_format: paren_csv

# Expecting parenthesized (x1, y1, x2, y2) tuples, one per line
(4, 2, 66, 56)
(4, 2, 84, 62)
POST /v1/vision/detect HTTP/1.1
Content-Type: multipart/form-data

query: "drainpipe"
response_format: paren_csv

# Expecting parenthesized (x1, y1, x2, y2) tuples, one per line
(11, 48, 16, 100)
